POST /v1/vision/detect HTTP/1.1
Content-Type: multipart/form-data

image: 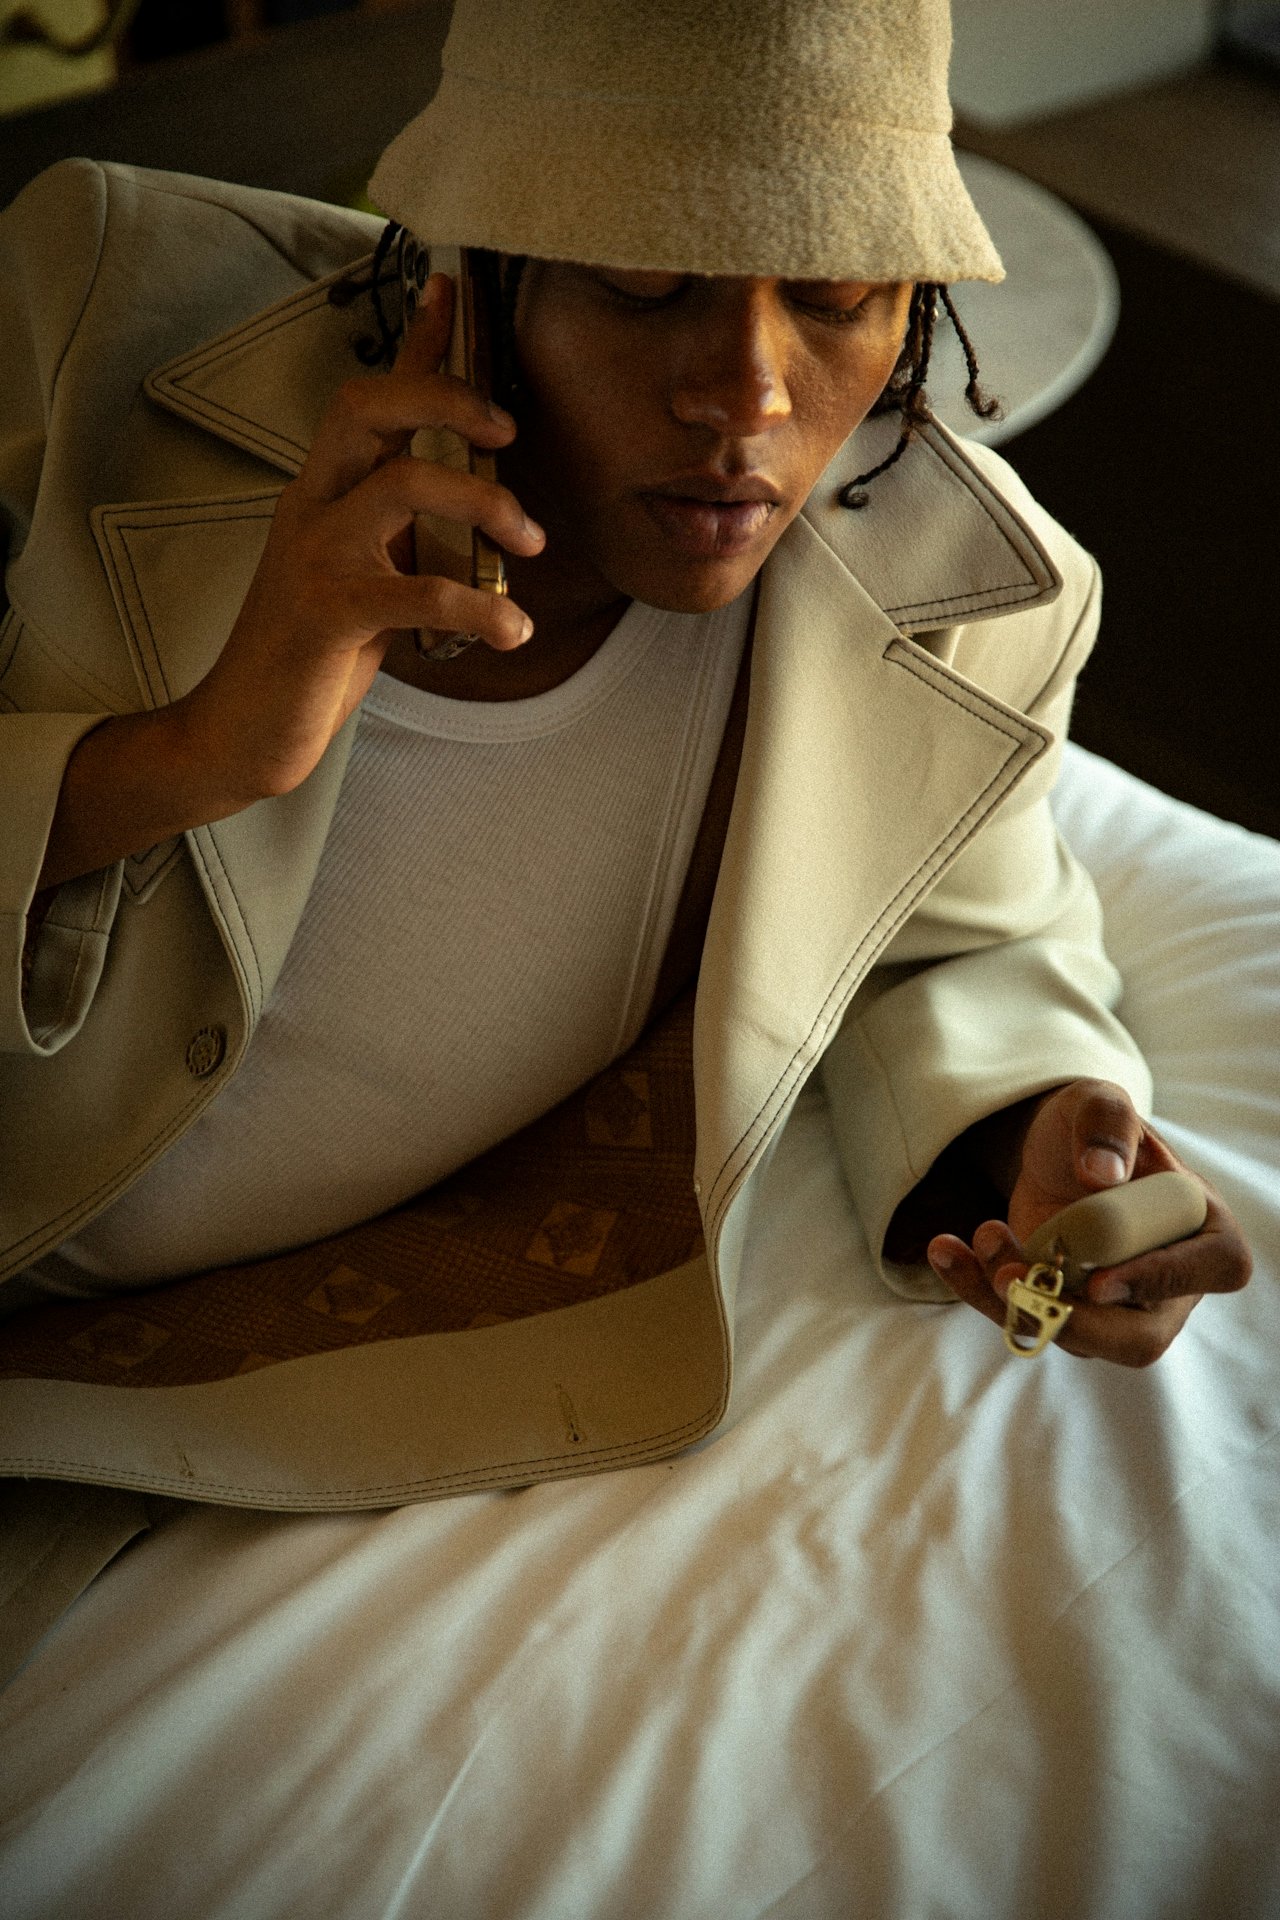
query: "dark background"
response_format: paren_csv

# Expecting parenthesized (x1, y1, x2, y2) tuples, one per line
(987, 220, 1279, 840)
(3, 0, 1277, 839)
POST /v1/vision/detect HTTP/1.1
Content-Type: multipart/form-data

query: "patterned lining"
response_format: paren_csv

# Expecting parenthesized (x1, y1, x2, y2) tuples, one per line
(0, 993, 700, 1390)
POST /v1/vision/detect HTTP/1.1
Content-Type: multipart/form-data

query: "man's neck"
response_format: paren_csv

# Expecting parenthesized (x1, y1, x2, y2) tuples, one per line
(378, 440, 631, 701)
(379, 588, 629, 702)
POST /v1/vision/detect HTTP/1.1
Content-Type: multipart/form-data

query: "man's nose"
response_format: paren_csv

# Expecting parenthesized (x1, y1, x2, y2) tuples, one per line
(669, 292, 793, 437)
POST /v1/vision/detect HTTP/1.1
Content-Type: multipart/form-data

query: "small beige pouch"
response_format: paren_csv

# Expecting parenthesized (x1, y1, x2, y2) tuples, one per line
(1006, 1170, 1208, 1356)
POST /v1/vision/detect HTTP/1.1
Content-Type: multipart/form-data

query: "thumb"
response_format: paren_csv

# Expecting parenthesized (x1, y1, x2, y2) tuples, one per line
(1070, 1081, 1145, 1192)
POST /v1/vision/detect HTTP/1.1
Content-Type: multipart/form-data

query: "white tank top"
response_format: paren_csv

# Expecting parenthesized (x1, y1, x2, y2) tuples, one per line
(44, 590, 749, 1288)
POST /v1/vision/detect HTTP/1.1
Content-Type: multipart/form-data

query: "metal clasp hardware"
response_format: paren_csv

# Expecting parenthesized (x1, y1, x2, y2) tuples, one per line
(1003, 1253, 1074, 1357)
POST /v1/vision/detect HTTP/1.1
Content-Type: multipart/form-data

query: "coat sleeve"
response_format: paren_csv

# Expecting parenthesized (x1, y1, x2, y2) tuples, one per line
(819, 524, 1154, 1303)
(0, 162, 122, 1058)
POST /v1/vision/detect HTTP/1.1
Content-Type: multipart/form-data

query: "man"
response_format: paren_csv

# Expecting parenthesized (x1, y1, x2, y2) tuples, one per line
(0, 0, 1250, 1516)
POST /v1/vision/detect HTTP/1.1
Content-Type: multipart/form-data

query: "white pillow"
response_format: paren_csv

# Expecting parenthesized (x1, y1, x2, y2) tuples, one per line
(1053, 742, 1280, 1171)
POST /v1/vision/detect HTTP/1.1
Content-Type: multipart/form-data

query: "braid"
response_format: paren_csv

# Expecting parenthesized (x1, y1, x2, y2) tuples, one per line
(327, 219, 404, 367)
(839, 280, 1003, 510)
(329, 227, 525, 404)
(937, 284, 1001, 420)
(839, 283, 937, 508)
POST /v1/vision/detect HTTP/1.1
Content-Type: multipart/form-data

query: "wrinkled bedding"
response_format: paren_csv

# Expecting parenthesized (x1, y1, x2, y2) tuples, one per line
(1, 743, 1277, 1920)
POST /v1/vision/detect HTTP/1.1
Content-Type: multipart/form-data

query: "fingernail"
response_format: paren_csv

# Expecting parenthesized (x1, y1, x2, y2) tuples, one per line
(487, 402, 515, 429)
(1092, 1275, 1132, 1306)
(973, 1223, 1005, 1264)
(1083, 1147, 1127, 1187)
(522, 513, 545, 543)
(516, 614, 534, 644)
(929, 1245, 956, 1274)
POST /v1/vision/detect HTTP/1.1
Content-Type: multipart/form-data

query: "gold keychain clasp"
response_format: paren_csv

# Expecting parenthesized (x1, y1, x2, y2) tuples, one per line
(1003, 1248, 1074, 1356)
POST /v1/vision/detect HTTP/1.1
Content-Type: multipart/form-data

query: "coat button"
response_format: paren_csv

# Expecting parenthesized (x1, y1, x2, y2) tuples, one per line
(186, 1026, 226, 1078)
(692, 1177, 702, 1197)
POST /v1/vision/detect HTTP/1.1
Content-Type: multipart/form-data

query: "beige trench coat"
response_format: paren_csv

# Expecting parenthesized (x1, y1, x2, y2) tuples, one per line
(0, 160, 1151, 1511)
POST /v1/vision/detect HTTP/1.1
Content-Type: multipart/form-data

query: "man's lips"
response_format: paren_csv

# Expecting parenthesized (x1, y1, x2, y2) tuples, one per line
(639, 476, 784, 559)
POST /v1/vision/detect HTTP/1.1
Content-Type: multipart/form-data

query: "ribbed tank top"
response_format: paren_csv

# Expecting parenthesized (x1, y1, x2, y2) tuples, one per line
(44, 589, 750, 1288)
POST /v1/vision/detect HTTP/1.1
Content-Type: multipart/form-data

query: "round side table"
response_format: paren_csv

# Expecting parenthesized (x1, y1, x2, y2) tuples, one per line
(928, 151, 1120, 446)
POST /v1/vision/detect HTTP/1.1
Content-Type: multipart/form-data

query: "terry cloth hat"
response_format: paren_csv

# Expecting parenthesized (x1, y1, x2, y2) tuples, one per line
(369, 0, 1005, 287)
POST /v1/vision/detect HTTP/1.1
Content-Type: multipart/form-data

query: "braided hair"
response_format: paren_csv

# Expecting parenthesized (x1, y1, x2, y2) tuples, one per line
(838, 282, 1000, 508)
(327, 219, 404, 365)
(329, 223, 527, 407)
(329, 225, 1001, 499)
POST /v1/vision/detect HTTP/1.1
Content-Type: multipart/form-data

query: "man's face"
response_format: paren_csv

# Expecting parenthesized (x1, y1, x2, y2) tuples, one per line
(505, 264, 914, 613)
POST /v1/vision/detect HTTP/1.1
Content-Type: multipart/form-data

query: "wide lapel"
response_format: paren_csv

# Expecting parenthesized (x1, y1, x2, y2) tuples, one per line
(88, 258, 379, 1019)
(142, 257, 378, 478)
(695, 501, 1054, 1266)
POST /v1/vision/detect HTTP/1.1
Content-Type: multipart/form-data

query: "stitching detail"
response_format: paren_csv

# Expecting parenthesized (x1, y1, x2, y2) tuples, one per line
(163, 258, 370, 378)
(173, 291, 328, 365)
(96, 495, 279, 708)
(862, 422, 1056, 624)
(91, 864, 115, 933)
(3, 594, 131, 710)
(884, 646, 1031, 737)
(885, 583, 1040, 620)
(187, 826, 264, 1013)
(155, 386, 307, 466)
(101, 495, 281, 531)
(0, 1401, 728, 1504)
(0, 606, 18, 680)
(855, 1015, 929, 1186)
(153, 264, 375, 466)
(116, 525, 166, 706)
(704, 658, 1043, 1234)
(36, 926, 99, 1043)
(123, 839, 182, 902)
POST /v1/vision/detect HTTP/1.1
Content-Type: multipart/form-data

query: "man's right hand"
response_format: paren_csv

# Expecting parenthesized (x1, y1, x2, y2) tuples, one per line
(34, 274, 545, 893)
(183, 273, 544, 807)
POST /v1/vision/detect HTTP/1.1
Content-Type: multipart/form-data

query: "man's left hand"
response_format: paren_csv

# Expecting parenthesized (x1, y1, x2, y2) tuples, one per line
(927, 1080, 1253, 1365)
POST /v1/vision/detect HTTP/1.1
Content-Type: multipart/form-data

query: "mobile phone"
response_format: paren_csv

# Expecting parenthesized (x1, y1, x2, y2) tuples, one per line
(402, 238, 507, 660)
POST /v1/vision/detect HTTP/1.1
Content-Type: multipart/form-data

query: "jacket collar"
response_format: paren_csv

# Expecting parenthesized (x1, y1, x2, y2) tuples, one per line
(145, 258, 368, 478)
(145, 256, 1063, 637)
(692, 511, 1052, 1250)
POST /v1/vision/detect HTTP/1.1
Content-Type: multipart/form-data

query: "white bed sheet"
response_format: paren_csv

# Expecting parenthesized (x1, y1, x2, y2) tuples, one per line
(1, 743, 1278, 1920)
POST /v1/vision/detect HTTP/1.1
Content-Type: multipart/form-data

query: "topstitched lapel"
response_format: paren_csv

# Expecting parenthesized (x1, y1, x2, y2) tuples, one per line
(88, 262, 381, 1016)
(803, 409, 1062, 633)
(143, 257, 377, 477)
(694, 512, 1052, 1258)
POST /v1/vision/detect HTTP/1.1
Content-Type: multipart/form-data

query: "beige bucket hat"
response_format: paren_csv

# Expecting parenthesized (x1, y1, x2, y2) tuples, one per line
(369, 0, 1004, 287)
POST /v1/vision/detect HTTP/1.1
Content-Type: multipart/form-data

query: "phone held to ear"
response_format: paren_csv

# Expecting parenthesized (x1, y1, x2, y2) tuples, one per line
(404, 240, 508, 663)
